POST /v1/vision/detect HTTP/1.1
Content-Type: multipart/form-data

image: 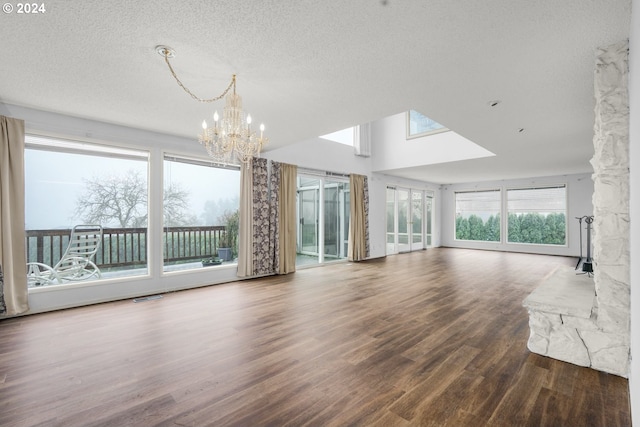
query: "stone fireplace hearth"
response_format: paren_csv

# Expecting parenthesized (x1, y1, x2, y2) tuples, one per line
(523, 40, 630, 377)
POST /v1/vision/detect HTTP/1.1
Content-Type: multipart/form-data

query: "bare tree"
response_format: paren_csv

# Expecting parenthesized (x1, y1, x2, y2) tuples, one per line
(163, 183, 197, 227)
(74, 170, 194, 227)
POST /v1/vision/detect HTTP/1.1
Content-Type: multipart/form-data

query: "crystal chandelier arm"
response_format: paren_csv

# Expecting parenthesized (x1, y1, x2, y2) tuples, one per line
(158, 46, 236, 103)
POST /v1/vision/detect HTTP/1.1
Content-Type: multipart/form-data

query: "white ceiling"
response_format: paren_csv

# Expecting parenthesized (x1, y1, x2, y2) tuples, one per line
(0, 0, 631, 184)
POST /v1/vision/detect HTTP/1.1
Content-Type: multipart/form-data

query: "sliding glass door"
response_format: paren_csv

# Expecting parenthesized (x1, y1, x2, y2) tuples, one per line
(297, 174, 350, 266)
(298, 177, 320, 257)
(323, 180, 350, 260)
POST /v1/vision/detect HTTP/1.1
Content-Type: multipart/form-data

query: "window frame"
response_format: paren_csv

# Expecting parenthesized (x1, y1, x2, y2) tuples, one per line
(161, 152, 241, 273)
(24, 133, 151, 290)
(406, 110, 449, 139)
(505, 184, 569, 247)
(453, 188, 502, 243)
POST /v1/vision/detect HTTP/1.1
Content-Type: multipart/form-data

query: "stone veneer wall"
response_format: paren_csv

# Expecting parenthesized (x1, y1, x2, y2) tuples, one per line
(590, 40, 631, 374)
(523, 40, 630, 377)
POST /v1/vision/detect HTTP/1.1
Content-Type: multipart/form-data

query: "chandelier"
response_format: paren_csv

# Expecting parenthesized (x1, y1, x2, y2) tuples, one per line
(156, 45, 268, 164)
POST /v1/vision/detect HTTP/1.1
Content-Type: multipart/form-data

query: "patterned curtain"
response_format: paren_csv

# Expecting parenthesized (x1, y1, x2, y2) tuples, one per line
(363, 175, 370, 257)
(269, 161, 281, 274)
(0, 115, 28, 315)
(238, 159, 296, 277)
(252, 158, 272, 275)
(348, 174, 370, 261)
(0, 265, 5, 314)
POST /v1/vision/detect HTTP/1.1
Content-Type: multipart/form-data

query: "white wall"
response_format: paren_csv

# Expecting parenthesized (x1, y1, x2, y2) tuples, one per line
(440, 173, 594, 257)
(261, 136, 371, 176)
(629, 0, 639, 420)
(370, 112, 494, 171)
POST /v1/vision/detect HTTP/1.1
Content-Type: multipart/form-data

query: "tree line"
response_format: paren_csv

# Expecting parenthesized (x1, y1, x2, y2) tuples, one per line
(455, 212, 566, 245)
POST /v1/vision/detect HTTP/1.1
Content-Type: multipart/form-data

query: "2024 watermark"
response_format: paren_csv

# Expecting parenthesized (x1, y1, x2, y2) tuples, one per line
(3, 3, 46, 13)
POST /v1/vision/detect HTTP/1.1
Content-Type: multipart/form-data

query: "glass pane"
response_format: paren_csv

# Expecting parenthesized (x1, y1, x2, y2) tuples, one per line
(426, 195, 433, 246)
(25, 140, 149, 287)
(412, 191, 423, 243)
(296, 176, 319, 266)
(324, 185, 339, 257)
(507, 186, 566, 245)
(299, 177, 317, 187)
(398, 189, 409, 244)
(324, 180, 349, 260)
(386, 188, 395, 237)
(455, 190, 501, 242)
(163, 157, 240, 271)
(343, 189, 350, 257)
(408, 110, 448, 137)
(301, 189, 318, 253)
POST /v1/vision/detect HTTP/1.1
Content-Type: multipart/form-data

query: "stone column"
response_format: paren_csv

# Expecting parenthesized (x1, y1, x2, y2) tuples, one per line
(589, 40, 630, 374)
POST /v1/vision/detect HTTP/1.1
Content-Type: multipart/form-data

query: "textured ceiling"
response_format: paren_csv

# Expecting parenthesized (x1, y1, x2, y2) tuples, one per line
(0, 0, 631, 184)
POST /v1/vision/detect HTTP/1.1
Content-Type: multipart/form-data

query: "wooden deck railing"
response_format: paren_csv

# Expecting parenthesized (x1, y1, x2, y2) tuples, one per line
(26, 226, 226, 269)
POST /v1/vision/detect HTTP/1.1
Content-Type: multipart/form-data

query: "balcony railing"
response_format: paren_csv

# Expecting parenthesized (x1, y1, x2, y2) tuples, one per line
(26, 226, 226, 269)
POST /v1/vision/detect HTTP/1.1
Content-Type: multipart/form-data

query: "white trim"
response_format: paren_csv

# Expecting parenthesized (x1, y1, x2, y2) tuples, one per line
(504, 182, 569, 248)
(25, 133, 149, 160)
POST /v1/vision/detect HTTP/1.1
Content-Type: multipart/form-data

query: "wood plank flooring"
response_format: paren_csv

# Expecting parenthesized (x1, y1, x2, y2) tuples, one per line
(0, 248, 631, 426)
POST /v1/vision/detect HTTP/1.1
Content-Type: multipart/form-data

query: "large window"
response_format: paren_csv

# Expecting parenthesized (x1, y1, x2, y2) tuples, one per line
(507, 185, 567, 245)
(455, 190, 501, 242)
(25, 135, 149, 286)
(163, 155, 240, 272)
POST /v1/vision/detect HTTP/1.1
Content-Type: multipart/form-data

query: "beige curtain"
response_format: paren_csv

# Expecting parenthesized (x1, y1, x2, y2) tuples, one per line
(236, 159, 253, 277)
(278, 163, 297, 274)
(348, 173, 369, 262)
(0, 115, 28, 315)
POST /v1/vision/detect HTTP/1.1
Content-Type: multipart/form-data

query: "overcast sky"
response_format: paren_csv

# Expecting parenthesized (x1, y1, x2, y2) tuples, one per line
(25, 149, 240, 229)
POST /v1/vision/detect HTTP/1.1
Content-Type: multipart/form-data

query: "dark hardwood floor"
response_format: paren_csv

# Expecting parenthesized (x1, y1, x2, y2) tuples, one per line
(0, 248, 631, 426)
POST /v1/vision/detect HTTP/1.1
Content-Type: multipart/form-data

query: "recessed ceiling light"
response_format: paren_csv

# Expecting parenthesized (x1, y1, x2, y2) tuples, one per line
(518, 128, 525, 133)
(487, 100, 501, 107)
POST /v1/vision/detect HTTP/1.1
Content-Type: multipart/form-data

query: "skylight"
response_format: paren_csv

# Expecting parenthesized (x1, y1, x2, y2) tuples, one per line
(407, 110, 448, 138)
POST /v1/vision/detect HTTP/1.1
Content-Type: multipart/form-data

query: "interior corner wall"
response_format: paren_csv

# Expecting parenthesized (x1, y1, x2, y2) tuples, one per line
(628, 0, 639, 420)
(440, 173, 594, 257)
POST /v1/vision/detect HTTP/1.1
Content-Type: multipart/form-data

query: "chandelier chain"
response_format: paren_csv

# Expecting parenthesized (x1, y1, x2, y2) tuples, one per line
(156, 45, 267, 165)
(162, 53, 235, 103)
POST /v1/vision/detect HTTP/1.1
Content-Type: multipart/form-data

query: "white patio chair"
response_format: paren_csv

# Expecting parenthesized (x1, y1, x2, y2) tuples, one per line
(27, 225, 103, 287)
